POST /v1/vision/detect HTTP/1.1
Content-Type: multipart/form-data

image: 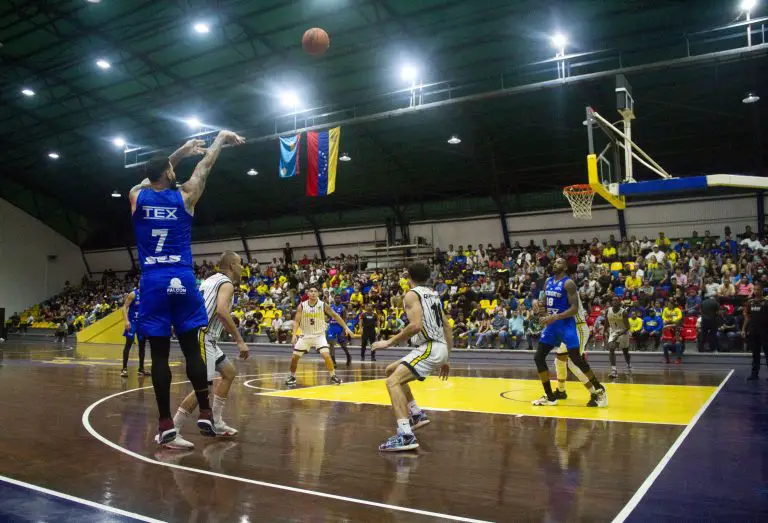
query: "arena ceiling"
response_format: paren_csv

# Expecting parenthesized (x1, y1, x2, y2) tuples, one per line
(1, 0, 767, 249)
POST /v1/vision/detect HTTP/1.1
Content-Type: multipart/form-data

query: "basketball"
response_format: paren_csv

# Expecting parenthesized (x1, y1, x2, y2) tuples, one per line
(302, 27, 329, 56)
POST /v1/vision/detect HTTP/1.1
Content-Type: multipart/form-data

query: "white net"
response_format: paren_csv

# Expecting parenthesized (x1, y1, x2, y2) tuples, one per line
(563, 185, 595, 220)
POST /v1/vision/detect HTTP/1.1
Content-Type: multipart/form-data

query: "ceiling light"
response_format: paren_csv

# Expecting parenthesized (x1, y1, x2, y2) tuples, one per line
(95, 59, 111, 70)
(21, 88, 35, 96)
(247, 169, 258, 176)
(193, 22, 210, 34)
(339, 153, 351, 162)
(401, 65, 418, 83)
(741, 0, 757, 11)
(185, 117, 202, 128)
(86, 0, 102, 3)
(447, 136, 461, 145)
(111, 190, 121, 198)
(552, 33, 567, 49)
(742, 92, 760, 104)
(279, 91, 299, 108)
(48, 152, 60, 159)
(112, 137, 126, 148)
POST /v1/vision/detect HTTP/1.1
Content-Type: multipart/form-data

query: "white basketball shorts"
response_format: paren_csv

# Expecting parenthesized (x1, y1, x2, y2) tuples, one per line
(401, 340, 449, 380)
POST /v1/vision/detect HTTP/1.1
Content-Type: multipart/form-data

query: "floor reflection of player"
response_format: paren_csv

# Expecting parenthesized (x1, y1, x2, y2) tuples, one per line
(290, 400, 330, 487)
(154, 441, 239, 523)
(327, 294, 351, 368)
(534, 418, 596, 523)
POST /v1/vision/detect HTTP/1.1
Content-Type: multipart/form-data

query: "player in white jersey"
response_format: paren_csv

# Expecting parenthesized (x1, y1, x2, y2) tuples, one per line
(286, 284, 353, 387)
(165, 251, 250, 450)
(605, 295, 631, 378)
(372, 263, 453, 452)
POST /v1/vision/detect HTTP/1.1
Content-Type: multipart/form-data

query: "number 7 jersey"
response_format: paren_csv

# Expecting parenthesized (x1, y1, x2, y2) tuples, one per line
(132, 188, 194, 271)
(410, 286, 445, 345)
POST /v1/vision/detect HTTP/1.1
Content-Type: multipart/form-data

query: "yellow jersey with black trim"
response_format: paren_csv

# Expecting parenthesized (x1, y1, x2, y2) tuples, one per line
(409, 286, 445, 345)
(300, 299, 327, 336)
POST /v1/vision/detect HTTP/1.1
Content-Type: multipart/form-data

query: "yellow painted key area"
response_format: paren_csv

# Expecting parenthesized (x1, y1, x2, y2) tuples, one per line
(265, 376, 717, 425)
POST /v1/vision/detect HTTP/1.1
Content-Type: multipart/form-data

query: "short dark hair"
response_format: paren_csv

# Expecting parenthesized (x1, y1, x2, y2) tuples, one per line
(308, 284, 319, 291)
(407, 262, 430, 285)
(143, 155, 170, 183)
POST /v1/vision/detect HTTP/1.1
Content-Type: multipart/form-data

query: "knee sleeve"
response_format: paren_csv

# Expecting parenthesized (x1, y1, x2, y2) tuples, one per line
(534, 343, 554, 372)
(555, 356, 568, 381)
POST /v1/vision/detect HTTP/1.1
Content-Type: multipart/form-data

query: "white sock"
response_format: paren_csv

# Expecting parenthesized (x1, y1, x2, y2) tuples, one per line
(407, 400, 421, 416)
(587, 384, 597, 394)
(212, 395, 227, 425)
(611, 365, 617, 372)
(397, 418, 413, 435)
(173, 407, 190, 429)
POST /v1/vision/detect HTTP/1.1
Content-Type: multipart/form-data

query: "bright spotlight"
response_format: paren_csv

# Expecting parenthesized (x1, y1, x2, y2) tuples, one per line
(742, 92, 760, 104)
(401, 65, 418, 83)
(551, 33, 567, 49)
(279, 91, 299, 108)
(21, 88, 35, 96)
(112, 137, 126, 148)
(246, 169, 258, 176)
(48, 152, 60, 160)
(185, 117, 202, 129)
(741, 0, 757, 11)
(447, 136, 461, 145)
(111, 190, 121, 198)
(95, 59, 111, 69)
(339, 153, 351, 162)
(193, 22, 210, 34)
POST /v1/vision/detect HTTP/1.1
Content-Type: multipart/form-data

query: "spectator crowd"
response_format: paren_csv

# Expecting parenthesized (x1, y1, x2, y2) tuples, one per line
(7, 226, 768, 359)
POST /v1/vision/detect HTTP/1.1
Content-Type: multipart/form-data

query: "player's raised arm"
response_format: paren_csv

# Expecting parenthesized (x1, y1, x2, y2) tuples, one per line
(169, 139, 206, 168)
(181, 130, 245, 211)
(373, 291, 422, 350)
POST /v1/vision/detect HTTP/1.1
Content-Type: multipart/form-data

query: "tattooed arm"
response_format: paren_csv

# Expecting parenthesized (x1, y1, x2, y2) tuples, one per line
(181, 130, 245, 213)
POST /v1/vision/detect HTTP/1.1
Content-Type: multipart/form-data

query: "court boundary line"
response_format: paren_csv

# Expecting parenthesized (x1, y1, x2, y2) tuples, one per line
(82, 372, 491, 523)
(0, 474, 163, 523)
(611, 368, 734, 522)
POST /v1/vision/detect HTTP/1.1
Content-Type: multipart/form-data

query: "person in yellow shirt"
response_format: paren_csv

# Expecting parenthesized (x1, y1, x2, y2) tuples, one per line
(655, 232, 671, 248)
(256, 283, 268, 296)
(628, 310, 643, 334)
(602, 244, 617, 261)
(662, 301, 682, 327)
(349, 288, 364, 310)
(625, 273, 642, 292)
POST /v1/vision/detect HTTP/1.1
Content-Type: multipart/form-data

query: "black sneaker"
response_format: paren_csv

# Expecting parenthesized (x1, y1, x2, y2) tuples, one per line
(586, 393, 599, 407)
(285, 375, 297, 386)
(747, 374, 759, 381)
(553, 389, 568, 400)
(330, 374, 342, 385)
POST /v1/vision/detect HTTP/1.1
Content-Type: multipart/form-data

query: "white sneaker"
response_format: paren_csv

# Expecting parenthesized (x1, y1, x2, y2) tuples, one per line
(214, 422, 238, 437)
(531, 395, 558, 406)
(596, 388, 608, 408)
(154, 433, 195, 450)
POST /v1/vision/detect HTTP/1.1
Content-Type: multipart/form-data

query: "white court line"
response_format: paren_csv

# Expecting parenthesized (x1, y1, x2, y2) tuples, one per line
(82, 373, 491, 523)
(611, 368, 734, 523)
(0, 474, 163, 522)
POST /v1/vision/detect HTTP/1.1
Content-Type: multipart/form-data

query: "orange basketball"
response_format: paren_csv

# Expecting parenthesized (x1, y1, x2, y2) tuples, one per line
(302, 27, 329, 56)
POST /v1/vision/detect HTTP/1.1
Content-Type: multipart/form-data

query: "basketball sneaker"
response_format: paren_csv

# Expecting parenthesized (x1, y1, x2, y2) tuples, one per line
(154, 433, 195, 450)
(120, 368, 128, 377)
(531, 395, 558, 406)
(609, 368, 619, 379)
(198, 409, 216, 437)
(587, 387, 609, 408)
(214, 422, 238, 437)
(553, 389, 568, 400)
(138, 368, 151, 377)
(155, 419, 177, 446)
(285, 375, 297, 386)
(409, 411, 430, 430)
(330, 374, 342, 385)
(378, 433, 419, 452)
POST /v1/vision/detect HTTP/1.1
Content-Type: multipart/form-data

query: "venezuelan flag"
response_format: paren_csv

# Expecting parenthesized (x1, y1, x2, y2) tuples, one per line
(306, 126, 340, 196)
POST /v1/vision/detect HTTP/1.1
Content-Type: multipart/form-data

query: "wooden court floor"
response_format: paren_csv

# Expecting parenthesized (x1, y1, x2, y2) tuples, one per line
(0, 340, 752, 522)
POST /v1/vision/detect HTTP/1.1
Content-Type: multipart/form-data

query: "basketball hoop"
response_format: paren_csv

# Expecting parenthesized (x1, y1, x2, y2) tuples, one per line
(563, 184, 595, 219)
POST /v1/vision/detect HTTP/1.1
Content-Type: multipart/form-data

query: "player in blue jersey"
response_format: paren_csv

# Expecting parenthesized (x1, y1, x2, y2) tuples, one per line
(328, 294, 352, 367)
(129, 130, 245, 446)
(121, 287, 149, 377)
(532, 258, 607, 407)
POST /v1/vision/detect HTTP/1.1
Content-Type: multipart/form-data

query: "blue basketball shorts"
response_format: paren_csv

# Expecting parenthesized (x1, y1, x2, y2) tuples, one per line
(327, 324, 344, 343)
(540, 318, 580, 350)
(138, 269, 208, 337)
(123, 327, 145, 342)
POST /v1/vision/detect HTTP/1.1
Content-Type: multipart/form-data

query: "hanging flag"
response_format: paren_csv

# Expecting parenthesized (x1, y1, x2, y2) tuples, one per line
(279, 133, 301, 178)
(306, 126, 340, 196)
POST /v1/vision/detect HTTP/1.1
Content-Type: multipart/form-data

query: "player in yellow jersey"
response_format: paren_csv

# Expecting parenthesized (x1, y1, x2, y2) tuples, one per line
(286, 285, 353, 387)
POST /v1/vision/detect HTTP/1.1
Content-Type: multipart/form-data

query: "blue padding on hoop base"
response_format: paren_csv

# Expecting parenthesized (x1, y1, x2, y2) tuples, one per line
(617, 176, 709, 196)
